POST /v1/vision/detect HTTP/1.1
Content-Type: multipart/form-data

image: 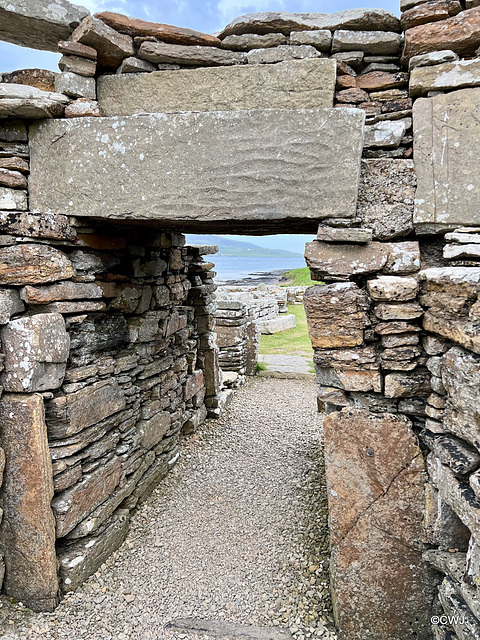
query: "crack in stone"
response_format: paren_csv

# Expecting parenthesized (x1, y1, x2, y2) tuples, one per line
(339, 452, 423, 546)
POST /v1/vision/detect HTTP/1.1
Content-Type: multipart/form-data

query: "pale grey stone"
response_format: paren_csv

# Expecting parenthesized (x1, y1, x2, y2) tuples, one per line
(1, 313, 69, 392)
(410, 59, 480, 97)
(0, 0, 89, 52)
(258, 314, 295, 334)
(316, 226, 373, 243)
(55, 71, 96, 99)
(0, 82, 68, 118)
(333, 51, 364, 67)
(0, 187, 27, 210)
(409, 50, 459, 70)
(332, 30, 402, 55)
(364, 118, 411, 149)
(367, 276, 419, 301)
(444, 244, 480, 259)
(357, 158, 416, 241)
(29, 108, 365, 232)
(97, 59, 336, 116)
(219, 9, 401, 38)
(0, 289, 24, 323)
(362, 62, 400, 74)
(58, 510, 129, 593)
(289, 29, 331, 51)
(414, 88, 480, 233)
(117, 57, 156, 74)
(139, 41, 244, 66)
(246, 44, 320, 64)
(221, 33, 286, 50)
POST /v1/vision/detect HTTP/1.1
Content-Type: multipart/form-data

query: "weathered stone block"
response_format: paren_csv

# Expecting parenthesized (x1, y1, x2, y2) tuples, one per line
(98, 58, 335, 115)
(184, 370, 204, 401)
(138, 41, 244, 66)
(72, 16, 134, 68)
(0, 244, 74, 285)
(52, 456, 123, 538)
(258, 314, 296, 334)
(374, 302, 423, 321)
(0, 0, 89, 52)
(137, 412, 171, 449)
(218, 10, 401, 38)
(21, 281, 102, 304)
(0, 186, 27, 210)
(1, 313, 69, 392)
(304, 283, 369, 348)
(0, 288, 24, 323)
(305, 240, 388, 281)
(0, 83, 69, 119)
(368, 276, 419, 301)
(222, 32, 286, 49)
(58, 509, 129, 593)
(442, 347, 480, 450)
(0, 393, 58, 610)
(46, 379, 126, 439)
(246, 44, 320, 64)
(314, 346, 381, 392)
(324, 409, 436, 640)
(332, 30, 402, 55)
(414, 88, 480, 233)
(0, 211, 76, 240)
(384, 370, 431, 397)
(29, 109, 365, 232)
(357, 159, 416, 241)
(411, 58, 480, 96)
(55, 71, 96, 99)
(66, 452, 155, 539)
(428, 453, 480, 545)
(423, 482, 471, 550)
(402, 1, 462, 31)
(96, 11, 219, 46)
(289, 29, 331, 50)
(403, 7, 480, 61)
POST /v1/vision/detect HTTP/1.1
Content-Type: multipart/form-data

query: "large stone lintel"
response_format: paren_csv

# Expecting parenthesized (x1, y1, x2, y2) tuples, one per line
(29, 109, 365, 234)
(97, 59, 336, 116)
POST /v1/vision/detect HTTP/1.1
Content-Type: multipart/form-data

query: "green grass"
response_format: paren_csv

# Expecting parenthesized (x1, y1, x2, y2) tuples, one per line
(256, 361, 268, 371)
(280, 266, 320, 287)
(259, 304, 313, 356)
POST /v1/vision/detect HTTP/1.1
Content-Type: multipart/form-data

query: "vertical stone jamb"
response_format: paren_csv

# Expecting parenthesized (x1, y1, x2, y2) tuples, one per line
(0, 393, 58, 611)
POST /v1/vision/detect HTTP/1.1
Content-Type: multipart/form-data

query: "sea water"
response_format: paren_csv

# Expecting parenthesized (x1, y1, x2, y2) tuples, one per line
(211, 255, 307, 284)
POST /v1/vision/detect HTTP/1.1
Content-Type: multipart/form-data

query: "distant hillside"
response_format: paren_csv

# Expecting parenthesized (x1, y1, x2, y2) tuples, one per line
(185, 235, 302, 258)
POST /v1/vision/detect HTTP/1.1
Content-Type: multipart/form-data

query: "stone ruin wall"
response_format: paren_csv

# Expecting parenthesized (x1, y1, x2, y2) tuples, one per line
(1, 1, 480, 639)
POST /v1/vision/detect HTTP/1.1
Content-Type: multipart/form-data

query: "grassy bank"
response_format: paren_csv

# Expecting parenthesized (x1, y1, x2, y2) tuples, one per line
(259, 304, 313, 356)
(281, 266, 319, 287)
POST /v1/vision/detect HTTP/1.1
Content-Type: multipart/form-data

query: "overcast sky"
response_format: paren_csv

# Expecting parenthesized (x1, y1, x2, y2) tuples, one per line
(0, 0, 399, 253)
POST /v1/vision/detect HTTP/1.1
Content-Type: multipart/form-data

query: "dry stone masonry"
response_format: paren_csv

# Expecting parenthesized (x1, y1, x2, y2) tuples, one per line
(1, 1, 480, 639)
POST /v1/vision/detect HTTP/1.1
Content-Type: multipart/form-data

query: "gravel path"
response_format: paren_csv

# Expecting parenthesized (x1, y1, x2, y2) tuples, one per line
(1, 378, 335, 640)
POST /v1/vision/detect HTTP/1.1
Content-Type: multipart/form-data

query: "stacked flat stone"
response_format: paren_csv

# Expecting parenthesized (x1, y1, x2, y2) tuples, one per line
(0, 95, 220, 611)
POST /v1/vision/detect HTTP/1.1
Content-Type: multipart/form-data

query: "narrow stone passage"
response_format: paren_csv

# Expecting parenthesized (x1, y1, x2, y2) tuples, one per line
(2, 378, 334, 640)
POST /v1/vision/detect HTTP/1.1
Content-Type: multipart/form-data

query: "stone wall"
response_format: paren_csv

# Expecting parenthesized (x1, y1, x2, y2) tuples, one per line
(0, 108, 222, 609)
(3, 1, 480, 639)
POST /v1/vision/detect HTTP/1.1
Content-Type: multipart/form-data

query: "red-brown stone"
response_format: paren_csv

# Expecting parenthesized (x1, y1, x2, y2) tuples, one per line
(0, 394, 58, 611)
(356, 71, 409, 91)
(324, 409, 437, 639)
(403, 7, 480, 61)
(95, 12, 221, 47)
(401, 0, 462, 31)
